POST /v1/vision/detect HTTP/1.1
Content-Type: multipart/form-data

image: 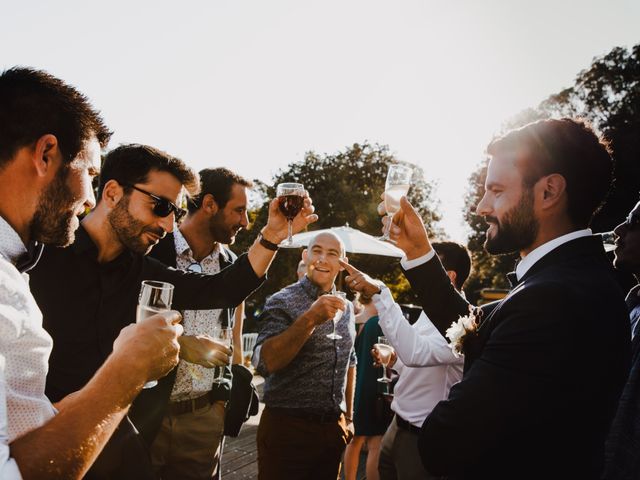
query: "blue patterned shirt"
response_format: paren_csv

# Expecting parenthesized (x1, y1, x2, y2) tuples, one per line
(256, 276, 356, 413)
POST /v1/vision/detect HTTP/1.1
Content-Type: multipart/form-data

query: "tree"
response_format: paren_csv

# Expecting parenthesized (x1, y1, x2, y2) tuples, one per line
(231, 142, 440, 328)
(463, 44, 640, 302)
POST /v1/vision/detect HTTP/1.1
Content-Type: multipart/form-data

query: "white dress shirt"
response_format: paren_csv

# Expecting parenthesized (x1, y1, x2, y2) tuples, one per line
(374, 287, 463, 427)
(0, 216, 57, 478)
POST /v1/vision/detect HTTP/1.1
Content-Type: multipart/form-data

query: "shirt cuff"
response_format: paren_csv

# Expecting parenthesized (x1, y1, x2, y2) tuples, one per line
(400, 249, 436, 270)
(373, 286, 395, 316)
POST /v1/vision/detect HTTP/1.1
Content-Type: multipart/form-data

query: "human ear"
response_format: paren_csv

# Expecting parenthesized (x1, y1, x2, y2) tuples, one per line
(203, 194, 219, 215)
(33, 134, 61, 177)
(539, 174, 566, 207)
(102, 180, 124, 208)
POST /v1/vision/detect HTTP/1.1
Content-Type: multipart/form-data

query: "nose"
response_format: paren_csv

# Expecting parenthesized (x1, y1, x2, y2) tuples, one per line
(613, 222, 626, 238)
(475, 191, 491, 217)
(158, 214, 174, 234)
(240, 211, 249, 228)
(84, 188, 97, 211)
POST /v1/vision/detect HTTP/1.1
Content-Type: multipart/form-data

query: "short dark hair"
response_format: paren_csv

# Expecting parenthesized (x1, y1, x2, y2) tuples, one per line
(187, 167, 253, 213)
(98, 144, 199, 200)
(0, 67, 111, 168)
(433, 241, 471, 290)
(488, 118, 613, 228)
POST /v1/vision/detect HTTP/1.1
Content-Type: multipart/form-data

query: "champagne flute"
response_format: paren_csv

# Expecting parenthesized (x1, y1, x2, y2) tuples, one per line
(211, 327, 233, 384)
(601, 231, 617, 252)
(137, 280, 174, 388)
(276, 183, 305, 247)
(326, 291, 348, 340)
(375, 336, 395, 383)
(380, 165, 413, 241)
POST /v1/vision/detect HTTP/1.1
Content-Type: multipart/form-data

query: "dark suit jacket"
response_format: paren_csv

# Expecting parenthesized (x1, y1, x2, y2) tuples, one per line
(403, 235, 630, 480)
(129, 233, 238, 445)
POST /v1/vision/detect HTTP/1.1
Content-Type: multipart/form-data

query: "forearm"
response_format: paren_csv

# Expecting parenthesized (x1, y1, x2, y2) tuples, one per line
(246, 228, 285, 278)
(260, 313, 316, 373)
(345, 366, 356, 420)
(232, 304, 244, 365)
(403, 257, 468, 336)
(10, 354, 142, 479)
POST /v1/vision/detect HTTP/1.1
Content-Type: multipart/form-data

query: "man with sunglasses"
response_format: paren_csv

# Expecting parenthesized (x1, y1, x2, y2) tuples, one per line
(29, 144, 317, 478)
(141, 167, 254, 479)
(603, 202, 640, 479)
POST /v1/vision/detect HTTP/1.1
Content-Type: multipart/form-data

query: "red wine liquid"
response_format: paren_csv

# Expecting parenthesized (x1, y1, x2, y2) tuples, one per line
(278, 194, 304, 220)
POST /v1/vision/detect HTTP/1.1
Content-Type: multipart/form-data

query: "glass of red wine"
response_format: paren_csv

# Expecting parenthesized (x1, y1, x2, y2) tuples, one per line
(276, 182, 305, 247)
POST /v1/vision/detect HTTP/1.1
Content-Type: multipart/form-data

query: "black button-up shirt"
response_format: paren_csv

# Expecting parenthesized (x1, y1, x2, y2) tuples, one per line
(30, 225, 264, 402)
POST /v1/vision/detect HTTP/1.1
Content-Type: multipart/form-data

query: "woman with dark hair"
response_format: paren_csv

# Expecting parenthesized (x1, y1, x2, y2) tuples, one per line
(343, 292, 390, 480)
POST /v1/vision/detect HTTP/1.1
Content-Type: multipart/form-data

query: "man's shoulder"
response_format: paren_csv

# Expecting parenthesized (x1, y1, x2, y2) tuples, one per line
(148, 233, 177, 266)
(264, 282, 303, 309)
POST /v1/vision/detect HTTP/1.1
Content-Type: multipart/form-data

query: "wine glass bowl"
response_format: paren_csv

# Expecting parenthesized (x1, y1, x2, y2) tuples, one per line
(276, 183, 305, 247)
(211, 327, 233, 384)
(601, 231, 617, 253)
(380, 165, 413, 241)
(326, 291, 347, 340)
(137, 280, 174, 388)
(375, 336, 395, 383)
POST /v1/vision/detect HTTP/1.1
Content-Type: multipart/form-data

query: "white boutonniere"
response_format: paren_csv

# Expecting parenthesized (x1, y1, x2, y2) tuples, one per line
(446, 305, 482, 357)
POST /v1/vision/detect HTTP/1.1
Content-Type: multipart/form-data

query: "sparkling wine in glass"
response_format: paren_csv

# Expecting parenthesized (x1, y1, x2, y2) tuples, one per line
(380, 165, 413, 241)
(601, 231, 617, 253)
(137, 280, 174, 388)
(375, 336, 395, 383)
(211, 326, 233, 384)
(326, 291, 348, 340)
(276, 183, 305, 248)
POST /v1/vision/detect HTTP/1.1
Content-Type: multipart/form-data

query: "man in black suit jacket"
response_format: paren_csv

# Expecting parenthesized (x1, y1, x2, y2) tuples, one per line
(375, 119, 630, 479)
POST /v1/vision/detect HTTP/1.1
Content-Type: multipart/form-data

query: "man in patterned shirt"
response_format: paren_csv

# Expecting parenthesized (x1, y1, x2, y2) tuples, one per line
(255, 231, 357, 480)
(145, 167, 253, 479)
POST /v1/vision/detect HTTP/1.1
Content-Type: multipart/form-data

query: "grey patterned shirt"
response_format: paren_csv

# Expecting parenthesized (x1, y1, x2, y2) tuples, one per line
(256, 276, 356, 413)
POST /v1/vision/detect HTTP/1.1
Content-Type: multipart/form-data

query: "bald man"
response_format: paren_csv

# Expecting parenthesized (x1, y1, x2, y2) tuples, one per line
(255, 232, 356, 480)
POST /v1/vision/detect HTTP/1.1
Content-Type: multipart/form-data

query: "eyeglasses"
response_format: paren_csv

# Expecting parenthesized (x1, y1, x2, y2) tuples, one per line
(187, 262, 203, 273)
(128, 185, 187, 222)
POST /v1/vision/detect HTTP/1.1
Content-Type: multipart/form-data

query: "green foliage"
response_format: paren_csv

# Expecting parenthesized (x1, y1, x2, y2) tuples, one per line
(463, 44, 640, 303)
(231, 142, 440, 323)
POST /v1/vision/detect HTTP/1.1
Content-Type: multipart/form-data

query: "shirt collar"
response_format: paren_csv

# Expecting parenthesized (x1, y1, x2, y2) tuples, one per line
(299, 274, 336, 298)
(0, 215, 28, 265)
(0, 215, 44, 272)
(173, 227, 222, 260)
(515, 228, 592, 281)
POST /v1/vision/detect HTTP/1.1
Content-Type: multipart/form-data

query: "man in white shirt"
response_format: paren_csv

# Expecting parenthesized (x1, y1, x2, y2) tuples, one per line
(377, 242, 469, 479)
(343, 242, 469, 479)
(0, 67, 182, 478)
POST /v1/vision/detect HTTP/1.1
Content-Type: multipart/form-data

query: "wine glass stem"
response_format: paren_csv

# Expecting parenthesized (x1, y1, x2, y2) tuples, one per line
(288, 219, 293, 243)
(383, 214, 392, 239)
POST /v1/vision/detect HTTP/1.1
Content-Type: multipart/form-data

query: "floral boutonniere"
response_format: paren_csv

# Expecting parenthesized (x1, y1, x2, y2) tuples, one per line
(445, 305, 483, 357)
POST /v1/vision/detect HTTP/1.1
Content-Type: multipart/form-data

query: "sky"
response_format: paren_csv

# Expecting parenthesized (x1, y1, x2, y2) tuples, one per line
(2, 0, 639, 241)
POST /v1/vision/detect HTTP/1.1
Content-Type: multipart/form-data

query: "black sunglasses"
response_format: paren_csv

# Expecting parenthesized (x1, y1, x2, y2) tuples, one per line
(128, 185, 187, 222)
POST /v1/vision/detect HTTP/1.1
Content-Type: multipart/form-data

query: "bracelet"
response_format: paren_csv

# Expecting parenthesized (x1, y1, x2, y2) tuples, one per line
(258, 232, 280, 251)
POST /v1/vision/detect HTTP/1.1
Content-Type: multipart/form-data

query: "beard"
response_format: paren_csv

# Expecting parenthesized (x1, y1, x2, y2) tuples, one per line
(30, 166, 80, 247)
(108, 195, 165, 255)
(209, 214, 241, 245)
(484, 189, 539, 255)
